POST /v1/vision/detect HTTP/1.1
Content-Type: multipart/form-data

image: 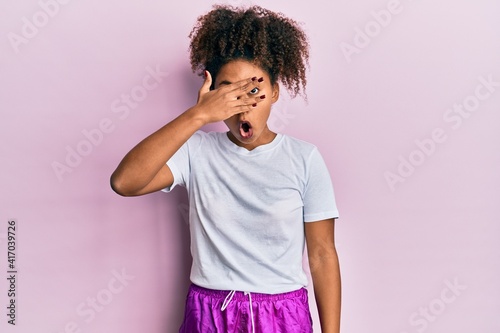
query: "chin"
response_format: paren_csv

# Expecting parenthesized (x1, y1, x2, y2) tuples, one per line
(237, 135, 256, 143)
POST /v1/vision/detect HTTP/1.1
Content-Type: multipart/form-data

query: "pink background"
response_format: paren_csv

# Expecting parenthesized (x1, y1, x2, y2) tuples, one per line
(1, 0, 499, 332)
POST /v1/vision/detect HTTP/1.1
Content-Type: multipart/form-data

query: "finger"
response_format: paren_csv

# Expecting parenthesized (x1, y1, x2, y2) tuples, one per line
(226, 76, 263, 94)
(229, 84, 263, 103)
(236, 103, 257, 113)
(238, 93, 266, 105)
(198, 70, 212, 99)
(227, 94, 266, 112)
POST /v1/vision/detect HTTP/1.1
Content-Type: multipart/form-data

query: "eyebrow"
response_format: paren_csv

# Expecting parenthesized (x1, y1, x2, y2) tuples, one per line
(218, 80, 232, 86)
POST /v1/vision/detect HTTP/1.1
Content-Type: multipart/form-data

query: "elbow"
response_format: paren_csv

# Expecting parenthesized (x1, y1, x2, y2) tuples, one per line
(110, 172, 135, 197)
(308, 249, 340, 274)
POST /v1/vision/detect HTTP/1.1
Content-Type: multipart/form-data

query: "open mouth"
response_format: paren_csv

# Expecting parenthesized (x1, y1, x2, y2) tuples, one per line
(239, 121, 253, 139)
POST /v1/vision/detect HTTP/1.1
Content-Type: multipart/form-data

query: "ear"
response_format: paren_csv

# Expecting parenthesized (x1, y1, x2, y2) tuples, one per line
(271, 83, 280, 103)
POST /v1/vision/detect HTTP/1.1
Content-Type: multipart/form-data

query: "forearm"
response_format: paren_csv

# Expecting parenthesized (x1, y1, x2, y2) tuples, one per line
(309, 252, 341, 333)
(110, 106, 204, 194)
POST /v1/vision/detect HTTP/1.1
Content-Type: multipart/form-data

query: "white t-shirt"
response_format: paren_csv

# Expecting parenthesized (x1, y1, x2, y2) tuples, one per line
(163, 131, 339, 294)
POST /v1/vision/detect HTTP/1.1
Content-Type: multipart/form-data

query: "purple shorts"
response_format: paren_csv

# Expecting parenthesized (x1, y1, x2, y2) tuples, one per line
(179, 284, 313, 333)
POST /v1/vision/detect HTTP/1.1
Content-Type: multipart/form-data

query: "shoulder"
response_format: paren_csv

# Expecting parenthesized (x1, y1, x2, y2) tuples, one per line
(280, 134, 319, 157)
(187, 130, 221, 147)
(279, 134, 333, 176)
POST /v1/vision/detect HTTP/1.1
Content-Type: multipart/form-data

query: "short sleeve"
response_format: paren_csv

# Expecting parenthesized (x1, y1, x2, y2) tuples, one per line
(303, 148, 340, 222)
(161, 131, 203, 193)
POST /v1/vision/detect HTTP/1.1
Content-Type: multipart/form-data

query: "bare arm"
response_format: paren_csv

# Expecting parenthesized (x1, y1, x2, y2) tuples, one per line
(110, 72, 265, 196)
(305, 218, 341, 333)
(110, 109, 203, 196)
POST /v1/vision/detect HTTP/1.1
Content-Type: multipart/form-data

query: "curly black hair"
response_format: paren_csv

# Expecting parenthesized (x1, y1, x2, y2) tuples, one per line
(188, 4, 309, 98)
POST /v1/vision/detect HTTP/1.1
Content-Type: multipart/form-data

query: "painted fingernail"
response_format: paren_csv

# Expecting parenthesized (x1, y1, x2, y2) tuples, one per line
(258, 77, 264, 82)
(251, 76, 257, 81)
(260, 95, 266, 99)
(252, 103, 257, 107)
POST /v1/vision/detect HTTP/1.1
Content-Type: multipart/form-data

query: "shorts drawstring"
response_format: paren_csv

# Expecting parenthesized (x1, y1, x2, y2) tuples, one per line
(221, 290, 255, 333)
(244, 292, 255, 333)
(221, 290, 236, 310)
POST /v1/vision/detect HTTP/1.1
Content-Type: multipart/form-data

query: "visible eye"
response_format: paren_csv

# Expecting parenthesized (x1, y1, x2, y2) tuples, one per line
(249, 87, 260, 95)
